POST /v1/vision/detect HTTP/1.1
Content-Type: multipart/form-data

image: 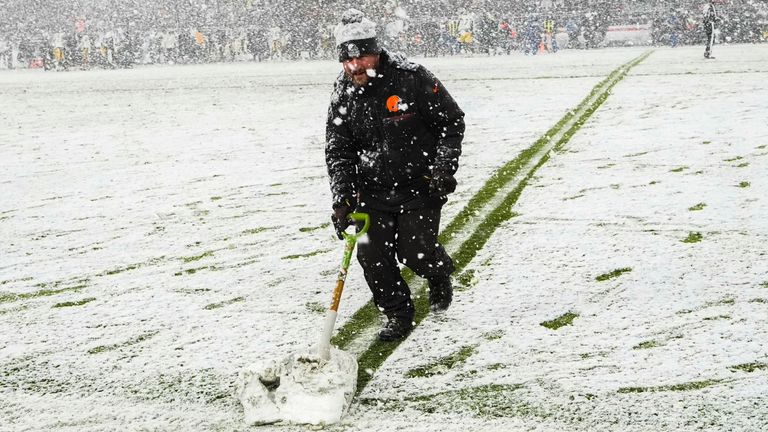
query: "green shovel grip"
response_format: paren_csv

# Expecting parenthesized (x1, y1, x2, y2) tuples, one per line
(341, 212, 370, 241)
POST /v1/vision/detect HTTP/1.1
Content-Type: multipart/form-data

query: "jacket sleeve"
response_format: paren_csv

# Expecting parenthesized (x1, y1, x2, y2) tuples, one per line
(325, 81, 358, 208)
(416, 67, 465, 176)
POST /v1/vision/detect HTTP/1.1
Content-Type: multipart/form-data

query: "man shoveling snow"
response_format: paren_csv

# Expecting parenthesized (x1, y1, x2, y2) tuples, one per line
(326, 8, 466, 341)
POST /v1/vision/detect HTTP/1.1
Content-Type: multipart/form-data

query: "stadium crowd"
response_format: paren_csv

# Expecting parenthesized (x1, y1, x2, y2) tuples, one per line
(1, 0, 766, 70)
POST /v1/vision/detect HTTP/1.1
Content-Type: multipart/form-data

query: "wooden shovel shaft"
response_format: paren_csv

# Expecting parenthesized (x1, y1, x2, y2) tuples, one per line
(329, 238, 355, 312)
(318, 213, 369, 360)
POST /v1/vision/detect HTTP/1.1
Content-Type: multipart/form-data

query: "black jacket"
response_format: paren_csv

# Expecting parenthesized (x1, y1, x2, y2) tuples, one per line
(325, 50, 465, 212)
(704, 3, 718, 27)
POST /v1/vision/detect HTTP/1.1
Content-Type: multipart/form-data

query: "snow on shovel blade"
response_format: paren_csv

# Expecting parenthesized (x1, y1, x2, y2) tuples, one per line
(237, 347, 358, 425)
(237, 213, 368, 425)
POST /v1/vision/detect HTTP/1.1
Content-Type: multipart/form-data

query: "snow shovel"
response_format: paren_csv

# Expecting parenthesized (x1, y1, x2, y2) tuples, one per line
(237, 212, 370, 426)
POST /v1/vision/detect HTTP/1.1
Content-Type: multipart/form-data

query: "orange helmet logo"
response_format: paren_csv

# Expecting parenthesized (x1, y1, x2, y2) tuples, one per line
(386, 95, 401, 112)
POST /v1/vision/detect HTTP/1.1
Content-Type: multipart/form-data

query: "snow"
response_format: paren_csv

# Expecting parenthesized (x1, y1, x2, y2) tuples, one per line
(334, 9, 377, 46)
(238, 347, 357, 426)
(1, 44, 767, 431)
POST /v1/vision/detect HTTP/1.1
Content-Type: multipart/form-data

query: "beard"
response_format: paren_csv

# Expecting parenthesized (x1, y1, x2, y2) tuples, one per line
(347, 68, 377, 87)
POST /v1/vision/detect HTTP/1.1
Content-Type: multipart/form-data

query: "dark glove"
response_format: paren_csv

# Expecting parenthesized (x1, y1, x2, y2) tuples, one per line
(331, 199, 355, 240)
(428, 172, 457, 197)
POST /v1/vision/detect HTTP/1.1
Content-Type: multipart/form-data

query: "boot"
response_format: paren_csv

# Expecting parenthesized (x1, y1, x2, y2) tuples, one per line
(428, 276, 453, 312)
(378, 315, 413, 341)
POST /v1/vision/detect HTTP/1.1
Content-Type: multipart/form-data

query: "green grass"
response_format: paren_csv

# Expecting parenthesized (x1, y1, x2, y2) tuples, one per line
(0, 304, 28, 315)
(669, 166, 688, 172)
(618, 379, 721, 394)
(0, 283, 88, 304)
(682, 232, 703, 243)
(281, 248, 332, 260)
(482, 329, 505, 340)
(703, 315, 731, 321)
(299, 222, 331, 233)
(203, 296, 245, 310)
(1, 276, 34, 286)
(564, 194, 585, 200)
(0, 355, 71, 394)
(688, 203, 706, 211)
(241, 227, 270, 235)
(723, 156, 743, 162)
(455, 268, 477, 291)
(541, 312, 579, 330)
(596, 267, 632, 282)
(210, 196, 222, 201)
(633, 340, 659, 350)
(88, 331, 159, 354)
(728, 362, 768, 373)
(103, 257, 166, 276)
(761, 281, 768, 288)
(52, 297, 97, 308)
(734, 162, 749, 168)
(173, 266, 212, 276)
(677, 297, 735, 315)
(181, 251, 214, 263)
(432, 59, 643, 246)
(407, 384, 531, 417)
(406, 346, 476, 378)
(361, 383, 532, 418)
(305, 301, 326, 314)
(104, 264, 139, 275)
(174, 288, 212, 294)
(738, 181, 750, 188)
(112, 367, 231, 405)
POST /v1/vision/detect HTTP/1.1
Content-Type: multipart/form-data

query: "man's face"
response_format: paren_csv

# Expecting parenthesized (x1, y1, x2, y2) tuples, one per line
(342, 54, 380, 87)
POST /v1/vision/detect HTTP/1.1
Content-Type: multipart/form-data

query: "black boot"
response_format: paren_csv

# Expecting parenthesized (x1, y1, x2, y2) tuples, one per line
(378, 315, 413, 341)
(428, 276, 453, 312)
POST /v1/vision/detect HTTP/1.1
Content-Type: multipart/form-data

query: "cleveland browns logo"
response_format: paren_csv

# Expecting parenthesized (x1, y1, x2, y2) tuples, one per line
(386, 95, 402, 113)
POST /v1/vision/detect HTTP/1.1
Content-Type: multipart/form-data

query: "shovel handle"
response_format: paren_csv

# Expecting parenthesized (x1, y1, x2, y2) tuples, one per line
(329, 212, 369, 312)
(318, 212, 370, 360)
(341, 212, 370, 240)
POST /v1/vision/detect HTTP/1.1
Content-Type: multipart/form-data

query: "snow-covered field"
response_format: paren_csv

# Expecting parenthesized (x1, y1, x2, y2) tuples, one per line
(1, 45, 766, 431)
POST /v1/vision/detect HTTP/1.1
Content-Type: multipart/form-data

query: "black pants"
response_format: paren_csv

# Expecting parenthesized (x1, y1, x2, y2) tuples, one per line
(356, 208, 454, 320)
(704, 23, 715, 58)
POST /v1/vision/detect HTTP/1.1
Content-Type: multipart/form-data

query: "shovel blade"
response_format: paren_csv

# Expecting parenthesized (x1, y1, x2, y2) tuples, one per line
(238, 347, 358, 425)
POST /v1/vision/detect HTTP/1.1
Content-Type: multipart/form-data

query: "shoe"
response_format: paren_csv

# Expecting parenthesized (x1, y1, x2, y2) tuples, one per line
(378, 315, 413, 341)
(428, 276, 453, 312)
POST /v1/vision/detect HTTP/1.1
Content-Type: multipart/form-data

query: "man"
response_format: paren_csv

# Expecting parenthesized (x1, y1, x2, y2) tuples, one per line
(703, 1, 718, 59)
(0, 34, 9, 70)
(566, 17, 580, 49)
(325, 9, 465, 341)
(78, 32, 92, 69)
(543, 17, 555, 53)
(457, 9, 476, 53)
(51, 32, 66, 70)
